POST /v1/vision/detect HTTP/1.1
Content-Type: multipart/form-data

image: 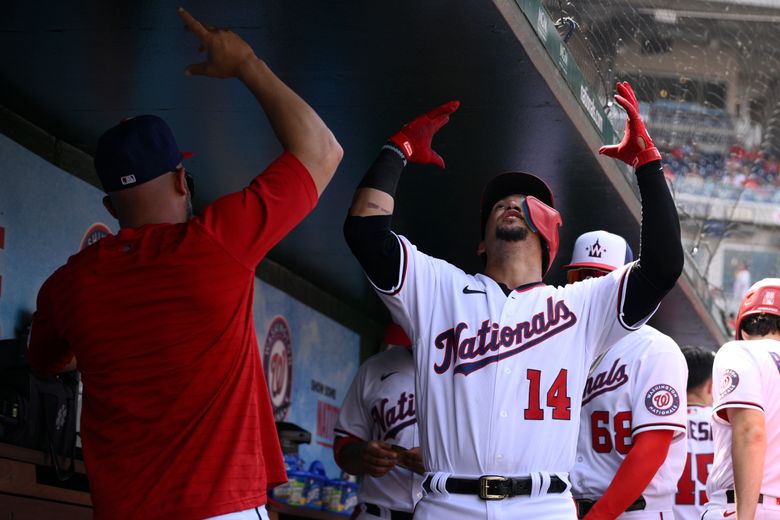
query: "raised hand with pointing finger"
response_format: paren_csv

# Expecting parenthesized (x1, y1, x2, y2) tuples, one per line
(178, 7, 257, 79)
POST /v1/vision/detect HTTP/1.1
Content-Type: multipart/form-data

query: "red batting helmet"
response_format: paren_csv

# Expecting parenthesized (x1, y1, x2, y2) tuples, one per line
(735, 278, 780, 340)
(480, 171, 562, 274)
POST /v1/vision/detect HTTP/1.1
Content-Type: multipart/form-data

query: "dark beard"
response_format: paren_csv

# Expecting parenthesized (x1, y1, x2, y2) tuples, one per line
(496, 225, 528, 242)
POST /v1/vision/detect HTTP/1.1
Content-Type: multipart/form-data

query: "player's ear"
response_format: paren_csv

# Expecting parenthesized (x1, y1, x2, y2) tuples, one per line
(476, 241, 486, 256)
(102, 195, 118, 219)
(174, 167, 188, 196)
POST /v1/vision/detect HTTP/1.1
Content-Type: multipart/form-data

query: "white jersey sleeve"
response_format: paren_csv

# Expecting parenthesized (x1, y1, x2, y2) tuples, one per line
(712, 341, 765, 417)
(335, 357, 372, 442)
(630, 338, 688, 438)
(673, 406, 714, 520)
(708, 339, 780, 500)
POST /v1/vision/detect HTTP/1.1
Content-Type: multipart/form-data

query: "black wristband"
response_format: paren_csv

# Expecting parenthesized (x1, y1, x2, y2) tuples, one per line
(357, 143, 406, 197)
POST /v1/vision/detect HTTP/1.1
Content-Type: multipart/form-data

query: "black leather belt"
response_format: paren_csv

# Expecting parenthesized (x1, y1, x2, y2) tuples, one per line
(726, 490, 766, 504)
(422, 474, 567, 500)
(363, 502, 414, 520)
(575, 496, 646, 518)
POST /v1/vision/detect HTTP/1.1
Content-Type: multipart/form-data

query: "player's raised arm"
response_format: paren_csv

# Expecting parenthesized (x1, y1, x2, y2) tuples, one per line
(178, 7, 342, 195)
(599, 82, 683, 325)
(348, 101, 458, 216)
(344, 102, 458, 290)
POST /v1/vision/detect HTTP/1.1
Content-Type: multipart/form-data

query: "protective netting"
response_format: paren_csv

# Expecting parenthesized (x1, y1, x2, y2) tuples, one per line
(543, 0, 780, 334)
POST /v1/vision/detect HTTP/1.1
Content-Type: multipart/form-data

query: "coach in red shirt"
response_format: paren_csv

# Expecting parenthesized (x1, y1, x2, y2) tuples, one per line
(27, 8, 342, 520)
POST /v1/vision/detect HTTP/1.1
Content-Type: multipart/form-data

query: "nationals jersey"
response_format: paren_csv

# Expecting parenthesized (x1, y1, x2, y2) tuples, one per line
(334, 346, 422, 513)
(570, 326, 688, 514)
(708, 339, 780, 502)
(376, 235, 656, 517)
(673, 405, 714, 520)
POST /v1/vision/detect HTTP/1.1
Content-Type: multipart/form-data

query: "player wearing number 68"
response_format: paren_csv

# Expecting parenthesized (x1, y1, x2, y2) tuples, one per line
(566, 231, 689, 520)
(343, 82, 683, 519)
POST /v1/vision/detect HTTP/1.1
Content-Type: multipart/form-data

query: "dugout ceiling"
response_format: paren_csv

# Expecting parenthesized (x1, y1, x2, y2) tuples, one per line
(0, 0, 722, 348)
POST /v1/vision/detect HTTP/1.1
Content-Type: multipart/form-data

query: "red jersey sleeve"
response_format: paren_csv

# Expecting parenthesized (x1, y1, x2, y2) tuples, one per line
(28, 278, 75, 376)
(194, 151, 318, 269)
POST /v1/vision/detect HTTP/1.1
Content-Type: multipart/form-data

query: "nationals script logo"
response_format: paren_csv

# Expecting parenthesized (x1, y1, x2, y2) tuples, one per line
(582, 358, 629, 405)
(645, 384, 680, 416)
(263, 316, 293, 421)
(371, 391, 416, 441)
(433, 296, 577, 376)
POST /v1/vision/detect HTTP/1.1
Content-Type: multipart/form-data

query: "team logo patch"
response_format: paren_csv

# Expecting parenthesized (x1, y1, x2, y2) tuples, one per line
(720, 369, 740, 398)
(263, 316, 293, 421)
(79, 223, 112, 251)
(763, 290, 776, 306)
(586, 239, 605, 258)
(644, 384, 680, 416)
(771, 352, 780, 374)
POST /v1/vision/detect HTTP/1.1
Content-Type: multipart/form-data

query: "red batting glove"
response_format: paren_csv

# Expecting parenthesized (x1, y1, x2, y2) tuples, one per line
(599, 82, 661, 169)
(389, 100, 460, 168)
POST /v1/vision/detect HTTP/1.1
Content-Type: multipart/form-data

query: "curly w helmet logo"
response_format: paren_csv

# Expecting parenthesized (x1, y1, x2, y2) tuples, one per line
(762, 290, 776, 306)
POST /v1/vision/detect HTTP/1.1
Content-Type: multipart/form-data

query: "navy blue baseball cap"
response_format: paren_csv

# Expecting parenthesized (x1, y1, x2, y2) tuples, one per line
(94, 115, 189, 193)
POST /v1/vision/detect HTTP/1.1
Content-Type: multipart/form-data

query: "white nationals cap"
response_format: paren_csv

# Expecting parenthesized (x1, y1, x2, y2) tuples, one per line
(564, 230, 634, 272)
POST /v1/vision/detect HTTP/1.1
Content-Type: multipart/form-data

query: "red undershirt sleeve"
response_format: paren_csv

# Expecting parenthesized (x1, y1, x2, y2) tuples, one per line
(584, 429, 674, 520)
(333, 434, 363, 470)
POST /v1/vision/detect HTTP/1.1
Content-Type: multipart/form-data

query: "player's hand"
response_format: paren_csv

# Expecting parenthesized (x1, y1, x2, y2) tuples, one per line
(395, 446, 425, 475)
(598, 82, 661, 169)
(360, 440, 398, 477)
(389, 101, 460, 168)
(179, 7, 258, 79)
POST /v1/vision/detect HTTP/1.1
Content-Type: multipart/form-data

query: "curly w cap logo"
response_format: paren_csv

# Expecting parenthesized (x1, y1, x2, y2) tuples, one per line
(720, 369, 740, 398)
(762, 290, 776, 306)
(644, 384, 680, 416)
(587, 239, 605, 258)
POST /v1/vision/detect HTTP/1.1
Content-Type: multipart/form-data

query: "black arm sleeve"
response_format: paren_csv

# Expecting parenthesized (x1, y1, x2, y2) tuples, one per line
(623, 160, 684, 326)
(343, 148, 406, 292)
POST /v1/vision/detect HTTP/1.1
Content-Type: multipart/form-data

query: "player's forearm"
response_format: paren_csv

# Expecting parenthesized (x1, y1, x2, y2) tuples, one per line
(349, 147, 405, 217)
(731, 413, 765, 519)
(622, 161, 682, 325)
(635, 160, 682, 289)
(238, 58, 342, 196)
(585, 430, 672, 520)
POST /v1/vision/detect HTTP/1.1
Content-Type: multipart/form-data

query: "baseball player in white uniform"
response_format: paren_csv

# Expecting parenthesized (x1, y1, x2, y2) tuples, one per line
(704, 278, 780, 520)
(334, 323, 423, 520)
(567, 231, 688, 520)
(673, 345, 715, 520)
(343, 82, 683, 518)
